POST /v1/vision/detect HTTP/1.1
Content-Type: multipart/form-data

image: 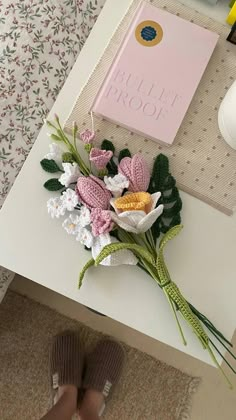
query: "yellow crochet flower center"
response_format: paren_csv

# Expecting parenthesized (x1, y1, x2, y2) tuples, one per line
(115, 192, 152, 212)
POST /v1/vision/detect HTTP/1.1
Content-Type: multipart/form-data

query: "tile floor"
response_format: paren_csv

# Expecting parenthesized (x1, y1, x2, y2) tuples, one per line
(10, 275, 236, 420)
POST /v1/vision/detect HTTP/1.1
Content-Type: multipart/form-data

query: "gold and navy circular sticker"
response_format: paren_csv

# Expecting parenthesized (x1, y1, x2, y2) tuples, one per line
(135, 20, 163, 47)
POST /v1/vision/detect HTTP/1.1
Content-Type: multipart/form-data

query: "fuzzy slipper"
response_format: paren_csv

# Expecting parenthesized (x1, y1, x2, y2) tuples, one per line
(83, 339, 125, 415)
(50, 330, 84, 404)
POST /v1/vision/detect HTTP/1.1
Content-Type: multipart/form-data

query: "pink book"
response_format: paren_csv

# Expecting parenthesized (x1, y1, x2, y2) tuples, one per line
(92, 1, 219, 145)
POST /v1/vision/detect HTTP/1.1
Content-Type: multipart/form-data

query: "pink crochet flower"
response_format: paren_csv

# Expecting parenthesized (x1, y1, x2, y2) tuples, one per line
(91, 208, 114, 237)
(118, 154, 150, 192)
(76, 175, 112, 210)
(80, 129, 95, 144)
(89, 148, 113, 170)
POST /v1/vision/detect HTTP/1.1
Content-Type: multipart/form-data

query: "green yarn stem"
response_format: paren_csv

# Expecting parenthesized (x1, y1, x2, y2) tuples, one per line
(165, 290, 187, 346)
(206, 344, 233, 389)
(52, 118, 90, 176)
(140, 233, 154, 254)
(208, 328, 236, 360)
(145, 230, 157, 255)
(79, 223, 235, 386)
(78, 258, 95, 289)
(73, 123, 78, 152)
(209, 339, 236, 375)
(188, 303, 233, 347)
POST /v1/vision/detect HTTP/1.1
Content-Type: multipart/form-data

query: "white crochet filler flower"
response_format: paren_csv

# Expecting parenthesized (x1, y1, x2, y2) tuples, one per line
(62, 214, 81, 235)
(104, 173, 129, 197)
(60, 188, 79, 211)
(44, 143, 62, 165)
(62, 207, 93, 248)
(47, 197, 66, 218)
(76, 228, 94, 249)
(79, 205, 91, 227)
(59, 163, 81, 188)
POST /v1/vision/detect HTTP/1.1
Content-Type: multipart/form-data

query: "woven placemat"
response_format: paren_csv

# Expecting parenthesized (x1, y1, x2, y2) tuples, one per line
(65, 0, 236, 215)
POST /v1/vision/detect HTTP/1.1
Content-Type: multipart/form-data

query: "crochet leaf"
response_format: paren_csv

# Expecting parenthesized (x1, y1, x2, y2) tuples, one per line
(148, 154, 182, 242)
(159, 224, 183, 251)
(40, 159, 61, 173)
(118, 148, 131, 162)
(101, 139, 115, 153)
(44, 178, 64, 191)
(95, 242, 155, 266)
(79, 258, 95, 289)
(156, 225, 210, 346)
(101, 139, 117, 176)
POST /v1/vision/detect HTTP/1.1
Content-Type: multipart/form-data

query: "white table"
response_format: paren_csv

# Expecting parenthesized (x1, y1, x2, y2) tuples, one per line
(0, 0, 234, 367)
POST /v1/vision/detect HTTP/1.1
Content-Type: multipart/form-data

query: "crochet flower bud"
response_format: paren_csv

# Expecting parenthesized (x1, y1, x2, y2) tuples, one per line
(80, 129, 95, 144)
(118, 154, 150, 192)
(89, 148, 113, 170)
(76, 175, 112, 210)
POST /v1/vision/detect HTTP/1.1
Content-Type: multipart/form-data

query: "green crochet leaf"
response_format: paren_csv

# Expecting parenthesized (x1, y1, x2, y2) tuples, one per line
(101, 139, 117, 175)
(79, 258, 95, 289)
(94, 242, 155, 266)
(149, 154, 169, 193)
(159, 224, 183, 252)
(118, 148, 131, 162)
(44, 178, 64, 191)
(148, 154, 182, 243)
(40, 159, 61, 173)
(101, 139, 115, 153)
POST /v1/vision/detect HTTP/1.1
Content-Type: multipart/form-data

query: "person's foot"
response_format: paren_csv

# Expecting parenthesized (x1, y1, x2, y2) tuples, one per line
(50, 330, 84, 407)
(79, 339, 125, 419)
(57, 384, 78, 403)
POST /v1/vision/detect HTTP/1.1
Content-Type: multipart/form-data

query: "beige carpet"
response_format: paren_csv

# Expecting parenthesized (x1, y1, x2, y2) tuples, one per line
(0, 291, 200, 420)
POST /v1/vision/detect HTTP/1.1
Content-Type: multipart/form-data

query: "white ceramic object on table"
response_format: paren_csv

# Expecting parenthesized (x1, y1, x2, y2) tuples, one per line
(218, 80, 236, 150)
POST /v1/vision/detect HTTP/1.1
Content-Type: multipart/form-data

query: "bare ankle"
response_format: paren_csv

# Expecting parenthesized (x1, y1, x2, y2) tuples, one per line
(79, 389, 104, 420)
(58, 384, 77, 401)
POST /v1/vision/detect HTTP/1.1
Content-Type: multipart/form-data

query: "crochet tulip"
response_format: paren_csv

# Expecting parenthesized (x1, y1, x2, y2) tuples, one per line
(76, 175, 111, 210)
(118, 154, 150, 192)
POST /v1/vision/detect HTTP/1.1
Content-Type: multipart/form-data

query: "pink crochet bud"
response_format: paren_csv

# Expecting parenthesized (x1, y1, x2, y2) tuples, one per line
(80, 129, 95, 144)
(89, 148, 113, 170)
(118, 154, 150, 192)
(91, 208, 114, 237)
(76, 175, 112, 210)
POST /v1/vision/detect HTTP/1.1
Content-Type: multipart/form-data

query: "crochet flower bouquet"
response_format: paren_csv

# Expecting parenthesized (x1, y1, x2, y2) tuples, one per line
(41, 116, 236, 386)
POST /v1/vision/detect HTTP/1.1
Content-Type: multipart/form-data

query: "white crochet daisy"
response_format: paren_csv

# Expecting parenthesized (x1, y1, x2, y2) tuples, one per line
(62, 214, 80, 235)
(76, 227, 94, 248)
(60, 188, 79, 211)
(47, 197, 66, 219)
(79, 205, 91, 227)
